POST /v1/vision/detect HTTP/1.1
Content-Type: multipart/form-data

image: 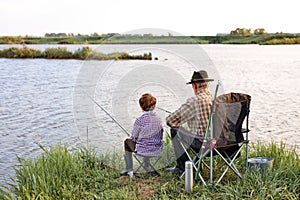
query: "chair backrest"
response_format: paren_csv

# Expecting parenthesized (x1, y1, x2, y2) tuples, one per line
(213, 93, 251, 146)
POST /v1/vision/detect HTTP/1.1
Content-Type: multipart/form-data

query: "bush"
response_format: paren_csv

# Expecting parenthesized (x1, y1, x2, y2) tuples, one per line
(0, 47, 44, 58)
(44, 47, 73, 59)
(73, 46, 93, 59)
(0, 46, 152, 60)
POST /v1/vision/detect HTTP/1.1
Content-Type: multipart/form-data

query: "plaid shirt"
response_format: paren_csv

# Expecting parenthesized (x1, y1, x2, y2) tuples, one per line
(131, 111, 163, 156)
(166, 88, 212, 136)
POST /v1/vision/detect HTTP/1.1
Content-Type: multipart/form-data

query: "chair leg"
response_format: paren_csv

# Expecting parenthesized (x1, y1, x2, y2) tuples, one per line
(143, 157, 151, 172)
(135, 156, 161, 176)
(215, 148, 243, 183)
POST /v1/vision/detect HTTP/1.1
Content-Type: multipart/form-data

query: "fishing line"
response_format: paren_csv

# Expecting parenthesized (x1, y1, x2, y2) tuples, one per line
(84, 92, 148, 171)
(84, 92, 131, 137)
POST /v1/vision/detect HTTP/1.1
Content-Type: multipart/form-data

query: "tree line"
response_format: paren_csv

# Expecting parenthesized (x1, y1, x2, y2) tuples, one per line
(229, 27, 299, 36)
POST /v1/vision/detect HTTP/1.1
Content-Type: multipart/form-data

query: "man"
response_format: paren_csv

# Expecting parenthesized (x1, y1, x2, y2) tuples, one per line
(166, 70, 213, 173)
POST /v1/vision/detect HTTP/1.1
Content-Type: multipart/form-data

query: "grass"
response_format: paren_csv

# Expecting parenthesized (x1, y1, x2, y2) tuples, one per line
(1, 34, 300, 45)
(0, 140, 299, 199)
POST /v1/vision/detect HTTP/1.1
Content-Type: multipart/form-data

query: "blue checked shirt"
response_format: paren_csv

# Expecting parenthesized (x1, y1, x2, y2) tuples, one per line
(166, 88, 212, 136)
(131, 111, 163, 156)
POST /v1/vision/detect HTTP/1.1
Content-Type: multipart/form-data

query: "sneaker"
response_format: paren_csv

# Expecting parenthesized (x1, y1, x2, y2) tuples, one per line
(166, 167, 183, 174)
(120, 170, 129, 176)
(128, 171, 134, 178)
(120, 170, 134, 178)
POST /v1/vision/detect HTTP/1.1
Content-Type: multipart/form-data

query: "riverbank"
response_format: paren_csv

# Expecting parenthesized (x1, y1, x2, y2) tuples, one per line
(0, 46, 152, 60)
(0, 141, 299, 199)
(1, 34, 300, 45)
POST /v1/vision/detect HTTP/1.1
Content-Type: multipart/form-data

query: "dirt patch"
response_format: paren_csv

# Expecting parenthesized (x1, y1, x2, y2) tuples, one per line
(117, 174, 164, 198)
(136, 179, 157, 199)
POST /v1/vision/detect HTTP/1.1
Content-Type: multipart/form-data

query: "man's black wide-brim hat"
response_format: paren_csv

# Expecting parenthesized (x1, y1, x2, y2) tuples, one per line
(186, 70, 214, 84)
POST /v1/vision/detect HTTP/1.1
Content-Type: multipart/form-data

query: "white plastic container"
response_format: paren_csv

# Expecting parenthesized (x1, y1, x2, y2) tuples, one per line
(248, 157, 274, 172)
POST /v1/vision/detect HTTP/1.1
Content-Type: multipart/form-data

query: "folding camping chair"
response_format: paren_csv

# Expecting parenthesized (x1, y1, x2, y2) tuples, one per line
(178, 92, 251, 185)
(134, 153, 161, 176)
(210, 93, 251, 183)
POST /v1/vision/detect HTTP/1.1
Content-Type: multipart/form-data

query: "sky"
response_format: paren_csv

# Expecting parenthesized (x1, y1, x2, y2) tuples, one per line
(1, 0, 299, 36)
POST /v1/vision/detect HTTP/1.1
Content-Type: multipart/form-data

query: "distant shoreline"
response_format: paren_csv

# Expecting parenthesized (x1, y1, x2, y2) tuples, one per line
(1, 34, 300, 45)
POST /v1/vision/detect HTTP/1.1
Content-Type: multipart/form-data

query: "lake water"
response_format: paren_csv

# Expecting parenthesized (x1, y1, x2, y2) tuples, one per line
(0, 44, 299, 184)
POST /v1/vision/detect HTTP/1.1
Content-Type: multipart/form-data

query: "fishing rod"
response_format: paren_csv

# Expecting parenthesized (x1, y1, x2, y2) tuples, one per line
(84, 92, 131, 137)
(156, 106, 172, 114)
(85, 92, 150, 173)
(195, 80, 221, 182)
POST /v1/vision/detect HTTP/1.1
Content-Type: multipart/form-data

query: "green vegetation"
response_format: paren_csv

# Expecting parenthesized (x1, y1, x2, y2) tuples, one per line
(0, 35, 107, 45)
(102, 35, 199, 44)
(1, 31, 300, 45)
(0, 46, 152, 60)
(191, 33, 300, 45)
(0, 140, 299, 199)
(259, 34, 300, 45)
